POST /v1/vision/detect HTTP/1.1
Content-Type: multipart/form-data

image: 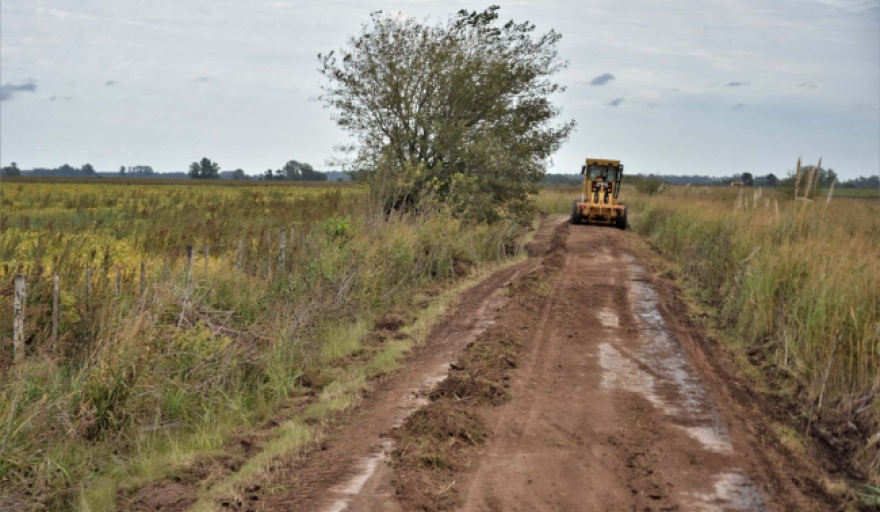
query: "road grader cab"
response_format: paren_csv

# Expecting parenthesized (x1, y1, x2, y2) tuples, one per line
(570, 157, 627, 229)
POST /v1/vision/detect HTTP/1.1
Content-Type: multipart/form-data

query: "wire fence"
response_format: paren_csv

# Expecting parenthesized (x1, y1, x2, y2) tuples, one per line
(3, 228, 314, 362)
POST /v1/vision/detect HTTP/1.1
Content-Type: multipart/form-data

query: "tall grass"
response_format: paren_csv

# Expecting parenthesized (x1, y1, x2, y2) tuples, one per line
(623, 185, 879, 480)
(0, 182, 526, 510)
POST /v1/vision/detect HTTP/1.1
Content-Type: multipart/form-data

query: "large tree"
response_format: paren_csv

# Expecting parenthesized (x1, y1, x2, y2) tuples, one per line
(2, 162, 21, 176)
(282, 160, 326, 181)
(189, 157, 220, 179)
(319, 6, 573, 222)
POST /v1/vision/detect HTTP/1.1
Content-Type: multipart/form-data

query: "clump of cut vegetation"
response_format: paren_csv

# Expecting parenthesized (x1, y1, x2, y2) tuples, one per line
(0, 181, 528, 510)
(619, 165, 879, 486)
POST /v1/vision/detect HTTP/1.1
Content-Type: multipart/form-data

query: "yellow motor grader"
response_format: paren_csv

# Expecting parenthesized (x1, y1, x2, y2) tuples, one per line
(570, 157, 627, 229)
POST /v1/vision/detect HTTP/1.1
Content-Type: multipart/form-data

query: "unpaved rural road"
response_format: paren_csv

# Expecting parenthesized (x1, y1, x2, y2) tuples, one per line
(253, 216, 820, 511)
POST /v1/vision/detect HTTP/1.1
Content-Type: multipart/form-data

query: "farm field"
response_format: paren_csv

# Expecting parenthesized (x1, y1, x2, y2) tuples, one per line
(0, 179, 527, 510)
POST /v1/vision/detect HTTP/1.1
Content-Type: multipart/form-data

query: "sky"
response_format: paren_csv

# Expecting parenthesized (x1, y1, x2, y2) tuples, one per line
(1, 0, 878, 179)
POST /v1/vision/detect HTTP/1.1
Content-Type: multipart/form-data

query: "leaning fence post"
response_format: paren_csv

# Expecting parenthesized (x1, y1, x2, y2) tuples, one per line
(13, 274, 26, 362)
(52, 274, 60, 348)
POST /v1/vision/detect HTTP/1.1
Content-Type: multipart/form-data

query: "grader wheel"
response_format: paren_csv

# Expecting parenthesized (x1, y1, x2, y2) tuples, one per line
(570, 200, 581, 225)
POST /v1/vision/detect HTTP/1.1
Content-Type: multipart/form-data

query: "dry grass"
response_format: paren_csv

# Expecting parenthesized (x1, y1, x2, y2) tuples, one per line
(0, 181, 528, 510)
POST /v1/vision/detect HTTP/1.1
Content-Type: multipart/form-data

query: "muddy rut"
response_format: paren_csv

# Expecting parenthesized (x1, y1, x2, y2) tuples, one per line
(228, 216, 825, 511)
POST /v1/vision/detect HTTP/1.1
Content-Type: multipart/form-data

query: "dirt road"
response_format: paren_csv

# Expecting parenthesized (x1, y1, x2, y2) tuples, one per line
(247, 216, 822, 511)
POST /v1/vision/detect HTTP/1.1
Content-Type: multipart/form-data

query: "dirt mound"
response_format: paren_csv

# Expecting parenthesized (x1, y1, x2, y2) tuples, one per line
(452, 258, 475, 277)
(374, 313, 406, 331)
(389, 227, 563, 510)
(124, 482, 197, 512)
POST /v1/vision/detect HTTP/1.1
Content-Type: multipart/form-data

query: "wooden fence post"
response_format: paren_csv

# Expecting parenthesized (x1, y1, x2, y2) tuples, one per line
(52, 274, 59, 348)
(204, 246, 210, 276)
(13, 274, 26, 362)
(265, 233, 273, 280)
(85, 268, 92, 307)
(140, 261, 146, 296)
(115, 264, 121, 296)
(185, 245, 193, 289)
(236, 240, 244, 272)
(279, 230, 286, 270)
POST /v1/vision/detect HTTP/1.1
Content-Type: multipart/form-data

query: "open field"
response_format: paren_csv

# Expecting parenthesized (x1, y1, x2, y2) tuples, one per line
(1, 179, 359, 277)
(0, 180, 527, 510)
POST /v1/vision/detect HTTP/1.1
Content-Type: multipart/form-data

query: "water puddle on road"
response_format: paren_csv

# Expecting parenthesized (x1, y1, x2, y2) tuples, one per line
(597, 275, 767, 510)
(687, 470, 767, 511)
(598, 343, 666, 411)
(597, 308, 619, 328)
(678, 426, 733, 454)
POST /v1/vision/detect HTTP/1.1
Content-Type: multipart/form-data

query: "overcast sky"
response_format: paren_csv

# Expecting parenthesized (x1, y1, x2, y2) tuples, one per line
(1, 0, 878, 178)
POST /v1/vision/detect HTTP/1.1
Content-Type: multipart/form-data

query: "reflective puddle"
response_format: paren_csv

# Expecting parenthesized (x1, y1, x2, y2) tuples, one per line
(687, 470, 767, 511)
(597, 272, 767, 510)
(598, 308, 619, 328)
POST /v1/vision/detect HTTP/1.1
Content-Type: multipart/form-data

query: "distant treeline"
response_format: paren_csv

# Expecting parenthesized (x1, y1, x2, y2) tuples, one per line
(0, 160, 351, 181)
(3, 161, 874, 188)
(542, 170, 879, 189)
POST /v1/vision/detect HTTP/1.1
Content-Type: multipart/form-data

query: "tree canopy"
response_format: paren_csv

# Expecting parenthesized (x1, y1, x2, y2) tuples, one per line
(319, 6, 573, 222)
(282, 160, 326, 181)
(2, 162, 21, 176)
(189, 157, 220, 179)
